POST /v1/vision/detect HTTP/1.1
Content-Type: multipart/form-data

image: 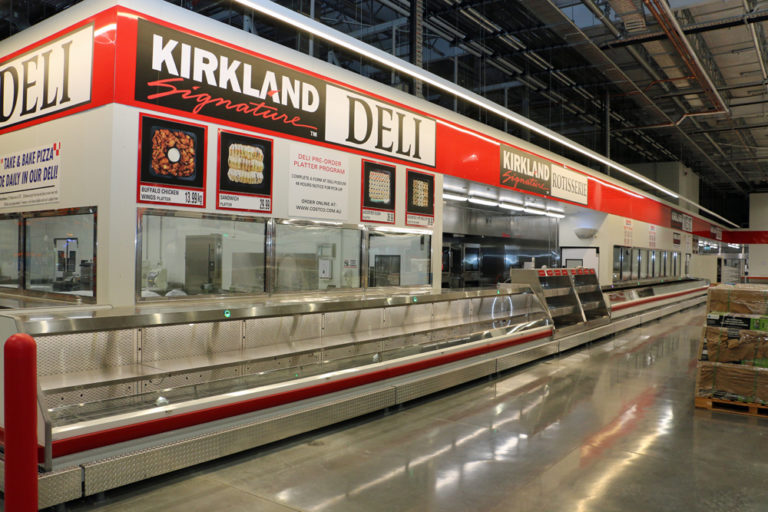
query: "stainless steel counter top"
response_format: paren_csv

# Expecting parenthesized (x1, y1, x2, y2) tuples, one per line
(0, 285, 535, 335)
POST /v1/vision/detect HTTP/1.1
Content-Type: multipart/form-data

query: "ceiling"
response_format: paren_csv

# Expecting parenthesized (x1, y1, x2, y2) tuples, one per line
(4, 0, 768, 226)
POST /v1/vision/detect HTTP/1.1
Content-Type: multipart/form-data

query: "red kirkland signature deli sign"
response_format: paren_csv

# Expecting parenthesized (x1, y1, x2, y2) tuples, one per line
(134, 19, 436, 166)
(135, 19, 325, 140)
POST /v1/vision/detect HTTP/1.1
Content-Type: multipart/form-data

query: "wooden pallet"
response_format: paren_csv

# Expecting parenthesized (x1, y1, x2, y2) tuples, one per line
(695, 396, 768, 418)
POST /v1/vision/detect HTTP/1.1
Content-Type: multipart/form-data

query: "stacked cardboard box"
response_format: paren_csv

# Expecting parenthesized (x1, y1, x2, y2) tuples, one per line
(698, 284, 768, 403)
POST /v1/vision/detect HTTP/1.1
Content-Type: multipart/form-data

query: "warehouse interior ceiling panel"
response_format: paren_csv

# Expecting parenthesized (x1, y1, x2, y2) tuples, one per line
(4, 0, 768, 226)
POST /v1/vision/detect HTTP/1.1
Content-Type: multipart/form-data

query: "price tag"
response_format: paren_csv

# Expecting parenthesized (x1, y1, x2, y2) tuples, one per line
(218, 193, 271, 212)
(362, 209, 395, 223)
(406, 214, 434, 227)
(140, 185, 204, 207)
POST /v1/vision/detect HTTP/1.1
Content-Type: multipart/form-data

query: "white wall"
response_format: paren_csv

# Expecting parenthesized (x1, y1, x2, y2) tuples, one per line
(632, 161, 699, 213)
(559, 206, 686, 286)
(0, 106, 115, 301)
(748, 193, 768, 278)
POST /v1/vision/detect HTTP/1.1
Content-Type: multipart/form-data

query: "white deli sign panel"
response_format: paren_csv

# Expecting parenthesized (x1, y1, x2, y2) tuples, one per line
(324, 85, 436, 167)
(288, 143, 349, 220)
(0, 142, 61, 208)
(551, 166, 588, 205)
(0, 24, 93, 130)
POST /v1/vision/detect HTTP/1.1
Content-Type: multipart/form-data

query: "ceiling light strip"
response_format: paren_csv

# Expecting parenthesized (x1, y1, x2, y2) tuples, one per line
(233, 0, 738, 228)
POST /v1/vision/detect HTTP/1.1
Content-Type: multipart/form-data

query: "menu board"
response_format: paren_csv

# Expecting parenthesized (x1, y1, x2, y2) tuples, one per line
(405, 169, 434, 228)
(137, 114, 206, 207)
(216, 130, 273, 213)
(361, 160, 396, 224)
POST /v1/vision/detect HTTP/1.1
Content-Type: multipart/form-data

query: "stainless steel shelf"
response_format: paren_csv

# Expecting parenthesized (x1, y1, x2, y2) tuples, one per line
(542, 288, 572, 298)
(548, 305, 578, 317)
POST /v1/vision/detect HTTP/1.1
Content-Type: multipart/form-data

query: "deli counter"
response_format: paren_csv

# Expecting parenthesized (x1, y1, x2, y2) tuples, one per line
(0, 285, 558, 507)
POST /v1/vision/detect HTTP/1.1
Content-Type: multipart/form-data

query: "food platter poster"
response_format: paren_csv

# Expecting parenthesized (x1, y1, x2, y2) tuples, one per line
(361, 160, 395, 224)
(217, 130, 273, 213)
(405, 169, 435, 228)
(137, 114, 206, 207)
(406, 170, 434, 216)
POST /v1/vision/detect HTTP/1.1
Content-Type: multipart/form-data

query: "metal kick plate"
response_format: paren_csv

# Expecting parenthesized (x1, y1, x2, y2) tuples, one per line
(0, 460, 83, 510)
(496, 342, 558, 372)
(394, 360, 496, 404)
(81, 388, 396, 496)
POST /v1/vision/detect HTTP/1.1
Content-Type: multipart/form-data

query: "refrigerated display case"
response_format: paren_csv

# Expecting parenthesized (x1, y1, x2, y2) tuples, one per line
(509, 268, 609, 337)
(0, 285, 554, 506)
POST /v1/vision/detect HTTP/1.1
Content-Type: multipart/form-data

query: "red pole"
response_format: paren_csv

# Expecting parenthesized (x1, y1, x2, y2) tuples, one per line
(4, 333, 38, 511)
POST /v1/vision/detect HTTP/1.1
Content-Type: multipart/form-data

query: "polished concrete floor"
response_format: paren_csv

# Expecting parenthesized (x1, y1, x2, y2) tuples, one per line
(58, 305, 768, 511)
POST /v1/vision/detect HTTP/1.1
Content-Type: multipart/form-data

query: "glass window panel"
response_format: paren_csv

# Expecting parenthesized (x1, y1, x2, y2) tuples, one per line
(140, 211, 266, 298)
(369, 232, 431, 287)
(631, 248, 640, 280)
(621, 247, 631, 281)
(274, 224, 361, 292)
(0, 217, 19, 288)
(612, 246, 622, 282)
(25, 211, 95, 296)
(639, 249, 648, 279)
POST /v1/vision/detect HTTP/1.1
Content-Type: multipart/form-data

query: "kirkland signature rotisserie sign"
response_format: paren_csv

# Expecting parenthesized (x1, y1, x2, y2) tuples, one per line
(500, 143, 588, 204)
(500, 144, 551, 195)
(135, 20, 435, 166)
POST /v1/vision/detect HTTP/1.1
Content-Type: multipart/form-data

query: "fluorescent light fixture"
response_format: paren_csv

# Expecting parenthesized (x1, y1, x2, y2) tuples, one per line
(373, 226, 432, 235)
(234, 0, 739, 229)
(443, 184, 467, 192)
(443, 193, 469, 202)
(728, 243, 741, 249)
(499, 203, 523, 211)
(524, 207, 546, 215)
(468, 197, 499, 207)
(469, 190, 498, 200)
(546, 205, 565, 213)
(545, 212, 565, 219)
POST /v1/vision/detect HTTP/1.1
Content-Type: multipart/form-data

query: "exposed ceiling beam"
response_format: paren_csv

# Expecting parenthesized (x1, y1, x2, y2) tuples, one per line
(600, 8, 768, 50)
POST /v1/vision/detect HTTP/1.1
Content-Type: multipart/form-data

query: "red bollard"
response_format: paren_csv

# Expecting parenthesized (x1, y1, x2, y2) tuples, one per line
(4, 333, 38, 511)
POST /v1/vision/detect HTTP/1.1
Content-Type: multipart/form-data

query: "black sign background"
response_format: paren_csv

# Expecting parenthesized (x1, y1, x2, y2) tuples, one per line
(139, 115, 206, 189)
(407, 170, 434, 216)
(362, 161, 396, 210)
(135, 20, 327, 140)
(218, 131, 272, 196)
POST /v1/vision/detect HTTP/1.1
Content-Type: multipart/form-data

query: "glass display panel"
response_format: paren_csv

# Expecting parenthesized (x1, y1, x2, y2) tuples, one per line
(612, 246, 622, 282)
(25, 211, 95, 296)
(463, 245, 480, 271)
(631, 248, 640, 280)
(661, 251, 669, 276)
(621, 247, 631, 281)
(369, 232, 432, 286)
(140, 211, 266, 298)
(672, 252, 679, 276)
(0, 216, 19, 288)
(275, 224, 361, 292)
(639, 249, 649, 279)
